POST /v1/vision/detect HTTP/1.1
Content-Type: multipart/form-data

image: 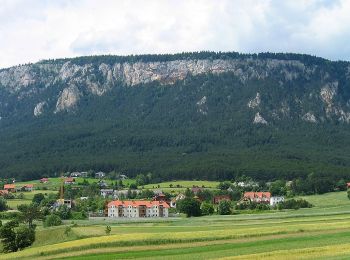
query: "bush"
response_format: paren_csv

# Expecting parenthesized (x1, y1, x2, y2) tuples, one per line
(44, 214, 62, 227)
(177, 198, 201, 217)
(105, 225, 111, 235)
(71, 211, 87, 220)
(32, 193, 45, 204)
(218, 200, 232, 215)
(277, 199, 312, 210)
(0, 211, 21, 219)
(0, 198, 8, 212)
(201, 202, 214, 215)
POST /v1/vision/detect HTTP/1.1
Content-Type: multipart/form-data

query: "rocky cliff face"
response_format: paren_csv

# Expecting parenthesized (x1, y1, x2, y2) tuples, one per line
(0, 53, 349, 124)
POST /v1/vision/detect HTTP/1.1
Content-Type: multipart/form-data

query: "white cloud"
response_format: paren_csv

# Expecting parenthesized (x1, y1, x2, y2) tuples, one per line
(0, 0, 349, 68)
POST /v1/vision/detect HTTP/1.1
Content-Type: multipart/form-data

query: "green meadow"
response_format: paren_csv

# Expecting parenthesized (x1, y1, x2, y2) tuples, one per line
(0, 191, 349, 259)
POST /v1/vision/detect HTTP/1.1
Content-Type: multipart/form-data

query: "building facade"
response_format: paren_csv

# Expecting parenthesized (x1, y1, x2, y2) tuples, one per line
(270, 196, 285, 206)
(107, 200, 169, 218)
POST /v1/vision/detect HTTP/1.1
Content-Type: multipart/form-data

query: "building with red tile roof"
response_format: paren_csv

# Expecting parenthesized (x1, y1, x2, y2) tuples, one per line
(64, 177, 75, 184)
(0, 190, 9, 196)
(107, 200, 169, 218)
(4, 184, 16, 192)
(242, 192, 271, 204)
(18, 184, 34, 192)
(213, 195, 231, 204)
(40, 178, 49, 183)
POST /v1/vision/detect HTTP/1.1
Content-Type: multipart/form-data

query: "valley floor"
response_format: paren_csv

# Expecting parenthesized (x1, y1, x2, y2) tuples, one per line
(0, 191, 350, 259)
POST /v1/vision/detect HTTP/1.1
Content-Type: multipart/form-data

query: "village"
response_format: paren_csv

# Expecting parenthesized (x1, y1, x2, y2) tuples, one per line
(0, 170, 321, 220)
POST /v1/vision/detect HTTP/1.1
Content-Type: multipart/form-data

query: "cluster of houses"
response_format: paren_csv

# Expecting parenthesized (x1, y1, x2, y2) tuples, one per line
(0, 184, 34, 195)
(105, 188, 284, 219)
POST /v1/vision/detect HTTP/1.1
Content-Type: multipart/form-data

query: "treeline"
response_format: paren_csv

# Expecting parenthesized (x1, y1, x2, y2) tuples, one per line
(35, 51, 337, 67)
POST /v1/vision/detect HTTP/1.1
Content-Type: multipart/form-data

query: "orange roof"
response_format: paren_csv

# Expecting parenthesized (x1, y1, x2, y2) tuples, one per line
(4, 184, 15, 189)
(65, 177, 75, 182)
(244, 192, 271, 199)
(108, 200, 170, 208)
(24, 184, 34, 188)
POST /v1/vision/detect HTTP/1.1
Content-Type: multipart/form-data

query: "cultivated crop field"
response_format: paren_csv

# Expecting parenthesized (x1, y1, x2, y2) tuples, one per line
(0, 191, 350, 259)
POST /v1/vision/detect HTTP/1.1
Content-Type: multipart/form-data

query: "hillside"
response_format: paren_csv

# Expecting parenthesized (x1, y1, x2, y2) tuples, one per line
(1, 52, 350, 180)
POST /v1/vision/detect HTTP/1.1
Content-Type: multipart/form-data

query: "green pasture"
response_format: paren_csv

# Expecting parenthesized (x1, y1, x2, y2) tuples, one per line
(0, 191, 349, 259)
(6, 190, 57, 210)
(143, 180, 220, 190)
(15, 177, 136, 191)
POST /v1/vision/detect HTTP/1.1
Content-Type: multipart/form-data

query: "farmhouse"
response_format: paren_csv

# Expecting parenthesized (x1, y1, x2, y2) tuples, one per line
(213, 195, 231, 204)
(40, 178, 49, 183)
(64, 177, 75, 184)
(18, 184, 34, 192)
(153, 193, 167, 202)
(0, 190, 9, 196)
(54, 199, 73, 209)
(107, 200, 169, 218)
(242, 192, 271, 204)
(170, 193, 185, 208)
(4, 184, 16, 193)
(95, 171, 105, 178)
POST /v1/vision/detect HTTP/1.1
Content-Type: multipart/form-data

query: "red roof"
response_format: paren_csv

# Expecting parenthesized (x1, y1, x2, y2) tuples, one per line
(65, 177, 75, 182)
(108, 200, 170, 208)
(24, 184, 34, 188)
(347, 182, 350, 187)
(244, 192, 271, 199)
(0, 190, 9, 195)
(40, 178, 49, 181)
(4, 184, 15, 189)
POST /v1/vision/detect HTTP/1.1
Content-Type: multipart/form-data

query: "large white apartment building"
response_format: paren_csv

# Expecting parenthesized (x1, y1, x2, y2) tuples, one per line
(107, 200, 169, 218)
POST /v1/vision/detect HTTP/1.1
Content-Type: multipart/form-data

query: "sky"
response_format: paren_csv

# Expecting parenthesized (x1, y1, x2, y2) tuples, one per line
(0, 0, 350, 68)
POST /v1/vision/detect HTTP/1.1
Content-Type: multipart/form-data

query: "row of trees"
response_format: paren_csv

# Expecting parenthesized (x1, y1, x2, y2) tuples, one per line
(177, 198, 233, 217)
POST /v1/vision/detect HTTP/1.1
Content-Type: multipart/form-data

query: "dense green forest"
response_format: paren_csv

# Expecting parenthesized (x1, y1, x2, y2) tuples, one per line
(0, 52, 350, 180)
(1, 64, 350, 181)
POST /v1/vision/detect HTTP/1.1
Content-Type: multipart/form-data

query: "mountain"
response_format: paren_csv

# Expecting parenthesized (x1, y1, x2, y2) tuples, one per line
(1, 52, 350, 181)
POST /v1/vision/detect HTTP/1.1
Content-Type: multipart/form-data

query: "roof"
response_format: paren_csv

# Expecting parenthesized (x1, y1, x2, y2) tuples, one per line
(0, 190, 9, 195)
(65, 177, 75, 182)
(40, 178, 49, 181)
(244, 192, 271, 199)
(108, 200, 170, 208)
(23, 184, 34, 188)
(4, 184, 15, 189)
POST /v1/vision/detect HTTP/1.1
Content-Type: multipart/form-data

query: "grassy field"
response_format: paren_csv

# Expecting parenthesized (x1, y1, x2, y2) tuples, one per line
(15, 177, 136, 191)
(0, 191, 349, 259)
(143, 180, 220, 192)
(6, 190, 58, 210)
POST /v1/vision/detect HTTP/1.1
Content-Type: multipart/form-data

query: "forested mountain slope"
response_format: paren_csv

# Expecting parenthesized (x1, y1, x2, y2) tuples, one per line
(1, 52, 350, 181)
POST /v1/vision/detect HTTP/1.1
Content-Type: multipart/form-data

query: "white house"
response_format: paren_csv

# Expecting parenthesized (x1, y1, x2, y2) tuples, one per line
(170, 193, 186, 208)
(95, 171, 106, 178)
(107, 200, 169, 218)
(270, 196, 285, 206)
